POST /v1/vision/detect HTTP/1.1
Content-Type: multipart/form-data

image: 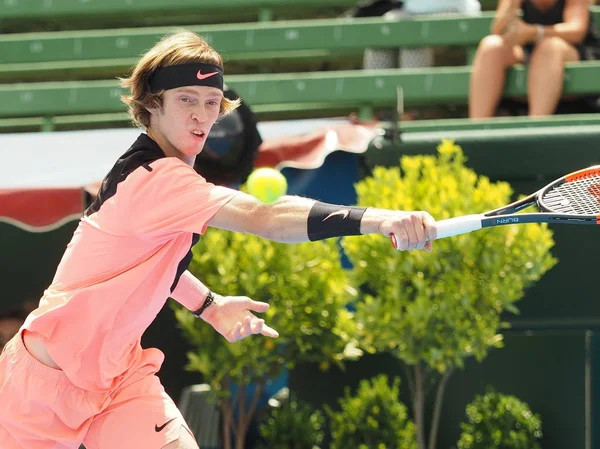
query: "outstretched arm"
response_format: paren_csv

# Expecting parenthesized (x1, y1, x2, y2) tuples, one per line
(207, 192, 437, 251)
(127, 158, 435, 250)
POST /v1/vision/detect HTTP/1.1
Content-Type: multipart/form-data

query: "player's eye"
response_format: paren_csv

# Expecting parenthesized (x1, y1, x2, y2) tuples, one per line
(207, 100, 220, 107)
(180, 96, 195, 104)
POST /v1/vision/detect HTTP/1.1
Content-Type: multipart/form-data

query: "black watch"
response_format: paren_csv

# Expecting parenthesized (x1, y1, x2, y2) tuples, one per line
(192, 291, 215, 318)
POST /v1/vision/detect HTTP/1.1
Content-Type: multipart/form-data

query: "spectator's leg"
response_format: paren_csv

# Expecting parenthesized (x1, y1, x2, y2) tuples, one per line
(469, 35, 524, 119)
(528, 37, 580, 116)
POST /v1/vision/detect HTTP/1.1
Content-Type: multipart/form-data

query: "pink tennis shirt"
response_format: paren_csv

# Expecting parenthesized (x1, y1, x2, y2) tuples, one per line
(22, 134, 238, 392)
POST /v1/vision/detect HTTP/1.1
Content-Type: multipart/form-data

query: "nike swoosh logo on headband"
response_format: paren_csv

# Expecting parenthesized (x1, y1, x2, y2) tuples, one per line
(197, 70, 219, 80)
(322, 210, 350, 221)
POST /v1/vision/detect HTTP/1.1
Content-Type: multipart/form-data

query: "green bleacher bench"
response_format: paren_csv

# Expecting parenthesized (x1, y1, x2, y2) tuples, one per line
(3, 111, 600, 135)
(0, 14, 495, 65)
(391, 113, 600, 133)
(1, 9, 598, 82)
(0, 0, 537, 23)
(1, 62, 599, 119)
(0, 0, 357, 23)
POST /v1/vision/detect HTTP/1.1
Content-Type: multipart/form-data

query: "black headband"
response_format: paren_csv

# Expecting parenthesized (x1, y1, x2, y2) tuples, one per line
(148, 63, 224, 93)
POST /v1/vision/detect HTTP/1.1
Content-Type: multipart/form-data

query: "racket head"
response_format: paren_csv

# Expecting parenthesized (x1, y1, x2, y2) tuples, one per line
(538, 166, 600, 217)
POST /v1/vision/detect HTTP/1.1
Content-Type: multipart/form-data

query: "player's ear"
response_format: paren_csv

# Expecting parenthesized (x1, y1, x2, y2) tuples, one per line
(146, 96, 163, 116)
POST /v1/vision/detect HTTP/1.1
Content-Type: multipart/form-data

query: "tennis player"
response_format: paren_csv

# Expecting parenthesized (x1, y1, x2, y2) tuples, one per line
(0, 30, 436, 449)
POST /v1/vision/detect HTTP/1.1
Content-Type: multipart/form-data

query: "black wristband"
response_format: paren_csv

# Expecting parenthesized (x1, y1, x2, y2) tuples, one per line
(307, 202, 367, 241)
(192, 291, 215, 318)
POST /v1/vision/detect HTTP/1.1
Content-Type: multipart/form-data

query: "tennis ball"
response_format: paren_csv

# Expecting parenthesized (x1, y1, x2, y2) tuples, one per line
(247, 168, 288, 203)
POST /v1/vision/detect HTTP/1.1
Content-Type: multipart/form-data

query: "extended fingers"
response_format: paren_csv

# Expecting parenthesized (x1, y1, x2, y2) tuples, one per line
(261, 324, 279, 339)
(231, 315, 279, 342)
(245, 299, 270, 313)
(231, 321, 244, 342)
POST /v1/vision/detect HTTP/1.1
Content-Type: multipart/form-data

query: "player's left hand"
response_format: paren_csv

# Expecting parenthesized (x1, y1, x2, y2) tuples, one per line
(200, 294, 279, 343)
(501, 18, 536, 47)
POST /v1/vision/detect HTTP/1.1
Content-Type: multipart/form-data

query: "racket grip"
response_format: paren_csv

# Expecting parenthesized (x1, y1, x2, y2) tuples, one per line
(434, 215, 483, 239)
(390, 215, 482, 249)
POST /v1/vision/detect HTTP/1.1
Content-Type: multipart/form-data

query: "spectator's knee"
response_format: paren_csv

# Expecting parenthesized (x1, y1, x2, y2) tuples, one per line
(474, 34, 514, 68)
(477, 34, 508, 56)
(533, 36, 570, 60)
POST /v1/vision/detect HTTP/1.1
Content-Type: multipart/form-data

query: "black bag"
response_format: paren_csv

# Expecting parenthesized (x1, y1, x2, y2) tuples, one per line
(193, 87, 262, 186)
(342, 0, 403, 18)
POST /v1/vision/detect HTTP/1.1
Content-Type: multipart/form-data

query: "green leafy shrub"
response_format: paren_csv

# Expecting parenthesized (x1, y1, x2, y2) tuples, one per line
(341, 140, 556, 449)
(343, 140, 556, 371)
(257, 393, 325, 449)
(458, 387, 542, 449)
(326, 374, 417, 449)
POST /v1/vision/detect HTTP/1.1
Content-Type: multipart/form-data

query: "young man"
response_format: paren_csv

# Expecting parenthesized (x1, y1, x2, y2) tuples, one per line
(0, 31, 436, 449)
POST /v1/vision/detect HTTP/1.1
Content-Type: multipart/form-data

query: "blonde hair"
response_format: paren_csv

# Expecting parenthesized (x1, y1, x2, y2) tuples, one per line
(120, 30, 241, 128)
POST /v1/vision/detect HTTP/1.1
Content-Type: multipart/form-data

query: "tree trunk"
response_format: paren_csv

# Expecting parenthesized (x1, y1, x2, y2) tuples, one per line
(402, 363, 416, 404)
(235, 382, 247, 449)
(220, 400, 233, 449)
(428, 369, 454, 449)
(221, 376, 235, 449)
(414, 363, 428, 449)
(233, 380, 265, 449)
(245, 382, 265, 432)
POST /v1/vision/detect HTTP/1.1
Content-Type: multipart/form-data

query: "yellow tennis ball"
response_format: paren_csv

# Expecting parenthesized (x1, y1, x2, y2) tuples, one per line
(247, 168, 288, 203)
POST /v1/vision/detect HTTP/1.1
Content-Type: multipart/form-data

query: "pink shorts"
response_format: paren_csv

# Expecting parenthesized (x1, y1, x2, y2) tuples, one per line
(0, 331, 193, 449)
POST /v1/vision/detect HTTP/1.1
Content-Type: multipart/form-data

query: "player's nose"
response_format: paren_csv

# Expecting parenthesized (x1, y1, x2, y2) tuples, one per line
(191, 106, 208, 123)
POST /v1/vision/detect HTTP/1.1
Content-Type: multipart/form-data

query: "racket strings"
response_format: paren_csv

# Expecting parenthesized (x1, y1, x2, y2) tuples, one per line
(542, 174, 600, 215)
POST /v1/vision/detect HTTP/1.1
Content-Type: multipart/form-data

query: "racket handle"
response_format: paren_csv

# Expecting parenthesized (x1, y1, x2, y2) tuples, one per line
(435, 215, 483, 239)
(390, 215, 482, 249)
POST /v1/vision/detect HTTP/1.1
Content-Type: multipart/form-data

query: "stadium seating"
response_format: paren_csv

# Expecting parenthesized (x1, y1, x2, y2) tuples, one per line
(0, 0, 358, 26)
(0, 14, 496, 80)
(1, 61, 600, 128)
(2, 10, 599, 81)
(1, 3, 600, 132)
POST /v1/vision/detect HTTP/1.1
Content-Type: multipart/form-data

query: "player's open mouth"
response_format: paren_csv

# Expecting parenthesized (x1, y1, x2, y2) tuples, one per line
(191, 130, 206, 139)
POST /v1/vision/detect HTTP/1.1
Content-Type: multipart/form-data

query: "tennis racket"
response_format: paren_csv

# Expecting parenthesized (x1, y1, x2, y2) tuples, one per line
(391, 165, 600, 248)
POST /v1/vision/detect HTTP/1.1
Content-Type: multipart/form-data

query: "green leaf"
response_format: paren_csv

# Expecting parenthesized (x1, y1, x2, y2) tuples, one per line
(326, 375, 417, 449)
(342, 142, 556, 374)
(457, 387, 542, 449)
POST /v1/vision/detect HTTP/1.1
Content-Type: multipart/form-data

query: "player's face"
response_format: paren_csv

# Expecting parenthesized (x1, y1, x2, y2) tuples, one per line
(151, 86, 222, 159)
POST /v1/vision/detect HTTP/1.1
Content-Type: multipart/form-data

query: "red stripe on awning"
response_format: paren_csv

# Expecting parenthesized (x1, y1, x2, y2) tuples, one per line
(0, 189, 83, 229)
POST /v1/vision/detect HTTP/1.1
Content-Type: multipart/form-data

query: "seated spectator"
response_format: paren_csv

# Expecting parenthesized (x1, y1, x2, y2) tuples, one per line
(469, 0, 600, 118)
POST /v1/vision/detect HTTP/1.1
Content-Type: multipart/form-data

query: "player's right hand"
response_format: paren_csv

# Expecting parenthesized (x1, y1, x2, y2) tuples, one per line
(381, 211, 437, 252)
